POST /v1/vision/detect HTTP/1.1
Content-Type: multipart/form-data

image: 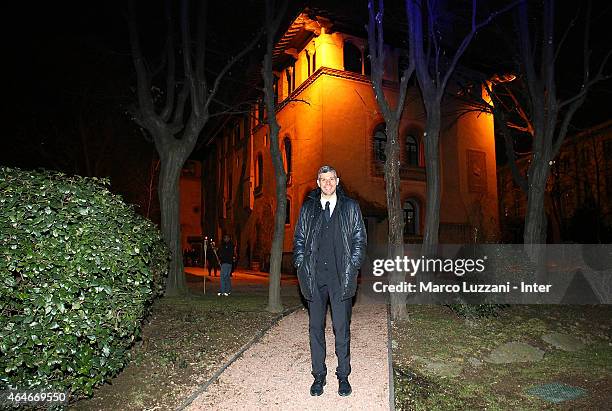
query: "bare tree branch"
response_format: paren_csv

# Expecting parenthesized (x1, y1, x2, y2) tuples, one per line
(439, 0, 522, 98)
(180, 0, 199, 114)
(517, 1, 539, 106)
(128, 0, 156, 121)
(201, 29, 263, 116)
(553, 11, 579, 63)
(195, 0, 208, 108)
(160, 0, 176, 122)
(170, 82, 190, 132)
(482, 81, 529, 192)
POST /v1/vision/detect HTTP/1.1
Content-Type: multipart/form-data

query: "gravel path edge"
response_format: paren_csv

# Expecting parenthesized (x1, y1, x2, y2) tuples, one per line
(175, 304, 304, 411)
(387, 302, 395, 411)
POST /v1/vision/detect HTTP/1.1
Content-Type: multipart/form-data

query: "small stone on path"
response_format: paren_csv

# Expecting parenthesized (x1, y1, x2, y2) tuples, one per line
(485, 341, 544, 364)
(541, 332, 585, 352)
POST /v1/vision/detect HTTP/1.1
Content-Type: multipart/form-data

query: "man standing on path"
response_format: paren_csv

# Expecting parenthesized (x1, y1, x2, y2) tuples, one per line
(293, 165, 367, 397)
(218, 234, 235, 296)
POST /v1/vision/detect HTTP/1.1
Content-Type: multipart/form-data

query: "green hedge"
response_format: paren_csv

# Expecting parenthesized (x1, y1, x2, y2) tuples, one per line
(0, 167, 169, 396)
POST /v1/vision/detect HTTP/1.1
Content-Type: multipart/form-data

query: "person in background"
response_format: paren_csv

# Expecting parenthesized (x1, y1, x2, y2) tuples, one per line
(207, 240, 219, 277)
(218, 234, 236, 296)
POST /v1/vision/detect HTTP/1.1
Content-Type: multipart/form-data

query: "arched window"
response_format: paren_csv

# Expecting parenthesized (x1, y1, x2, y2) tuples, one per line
(403, 200, 418, 235)
(343, 41, 362, 74)
(283, 138, 292, 175)
(255, 153, 263, 192)
(373, 123, 387, 163)
(405, 134, 419, 166)
(285, 63, 295, 95)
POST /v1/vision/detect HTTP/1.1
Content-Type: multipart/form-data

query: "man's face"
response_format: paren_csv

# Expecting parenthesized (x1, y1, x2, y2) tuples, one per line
(317, 171, 339, 196)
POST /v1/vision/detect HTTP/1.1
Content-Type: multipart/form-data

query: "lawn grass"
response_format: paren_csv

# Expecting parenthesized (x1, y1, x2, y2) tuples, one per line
(392, 305, 612, 410)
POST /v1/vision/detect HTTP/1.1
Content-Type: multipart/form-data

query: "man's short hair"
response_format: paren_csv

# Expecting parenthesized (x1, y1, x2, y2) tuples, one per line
(317, 165, 337, 179)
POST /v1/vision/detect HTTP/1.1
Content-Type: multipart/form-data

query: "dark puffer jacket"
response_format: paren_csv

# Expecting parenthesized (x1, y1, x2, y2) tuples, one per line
(293, 186, 367, 301)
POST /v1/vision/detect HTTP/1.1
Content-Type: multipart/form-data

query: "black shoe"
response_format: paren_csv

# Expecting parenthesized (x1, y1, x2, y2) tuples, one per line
(338, 377, 352, 396)
(310, 375, 326, 396)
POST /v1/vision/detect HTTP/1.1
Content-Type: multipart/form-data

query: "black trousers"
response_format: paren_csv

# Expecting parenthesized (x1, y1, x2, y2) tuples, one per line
(308, 281, 353, 378)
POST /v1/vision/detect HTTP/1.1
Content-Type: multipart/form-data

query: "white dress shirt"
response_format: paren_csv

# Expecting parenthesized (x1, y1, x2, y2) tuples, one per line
(320, 193, 337, 216)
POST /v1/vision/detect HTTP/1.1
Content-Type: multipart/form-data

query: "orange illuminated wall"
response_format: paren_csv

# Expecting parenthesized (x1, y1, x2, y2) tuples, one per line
(179, 160, 202, 251)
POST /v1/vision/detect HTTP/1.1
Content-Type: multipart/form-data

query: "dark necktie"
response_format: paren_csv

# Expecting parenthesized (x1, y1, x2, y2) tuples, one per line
(324, 201, 331, 221)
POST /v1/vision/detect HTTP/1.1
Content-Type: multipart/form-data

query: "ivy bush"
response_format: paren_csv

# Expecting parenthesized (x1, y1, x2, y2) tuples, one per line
(0, 167, 169, 397)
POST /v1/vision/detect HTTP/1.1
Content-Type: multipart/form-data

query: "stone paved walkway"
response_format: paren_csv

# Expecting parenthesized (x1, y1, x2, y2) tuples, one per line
(185, 302, 390, 410)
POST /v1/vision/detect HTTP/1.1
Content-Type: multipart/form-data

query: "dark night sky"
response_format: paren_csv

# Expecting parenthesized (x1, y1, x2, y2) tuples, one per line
(3, 1, 611, 171)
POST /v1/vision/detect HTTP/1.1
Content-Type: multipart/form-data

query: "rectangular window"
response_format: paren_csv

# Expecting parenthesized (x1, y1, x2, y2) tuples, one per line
(286, 65, 295, 95)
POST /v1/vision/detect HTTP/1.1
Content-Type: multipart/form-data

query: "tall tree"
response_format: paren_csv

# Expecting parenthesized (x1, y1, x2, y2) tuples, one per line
(261, 0, 288, 313)
(515, 0, 610, 260)
(128, 0, 259, 295)
(406, 0, 518, 256)
(367, 0, 414, 319)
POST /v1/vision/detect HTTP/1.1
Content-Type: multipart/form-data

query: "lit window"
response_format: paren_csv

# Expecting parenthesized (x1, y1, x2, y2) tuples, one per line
(286, 63, 295, 95)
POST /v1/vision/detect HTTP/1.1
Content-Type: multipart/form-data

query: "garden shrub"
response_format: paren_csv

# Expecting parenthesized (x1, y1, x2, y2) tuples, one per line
(0, 167, 169, 397)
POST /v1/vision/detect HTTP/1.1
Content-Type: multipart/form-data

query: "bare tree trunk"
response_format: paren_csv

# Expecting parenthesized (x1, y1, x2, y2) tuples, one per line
(517, 0, 609, 258)
(262, 0, 288, 313)
(128, 0, 260, 296)
(386, 120, 408, 319)
(421, 104, 441, 256)
(523, 159, 548, 260)
(159, 150, 189, 296)
(407, 0, 518, 256)
(367, 0, 414, 319)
